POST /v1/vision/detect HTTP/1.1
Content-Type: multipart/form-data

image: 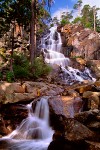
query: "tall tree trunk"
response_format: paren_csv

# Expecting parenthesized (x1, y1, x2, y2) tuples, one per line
(30, 0, 37, 64)
(10, 21, 14, 72)
(93, 6, 96, 32)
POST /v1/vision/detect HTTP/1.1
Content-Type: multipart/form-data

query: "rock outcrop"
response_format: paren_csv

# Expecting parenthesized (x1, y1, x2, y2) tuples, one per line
(60, 24, 100, 60)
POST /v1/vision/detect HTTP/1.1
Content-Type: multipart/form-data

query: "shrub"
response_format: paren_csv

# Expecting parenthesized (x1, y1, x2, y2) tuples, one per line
(13, 53, 30, 79)
(13, 65, 30, 79)
(6, 71, 14, 82)
(60, 19, 69, 26)
(71, 55, 83, 59)
(32, 57, 52, 78)
(0, 72, 2, 80)
(13, 53, 29, 67)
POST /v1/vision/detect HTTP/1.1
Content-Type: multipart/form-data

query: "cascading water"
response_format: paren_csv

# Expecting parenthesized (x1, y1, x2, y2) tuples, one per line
(41, 26, 96, 84)
(41, 26, 69, 67)
(0, 97, 54, 150)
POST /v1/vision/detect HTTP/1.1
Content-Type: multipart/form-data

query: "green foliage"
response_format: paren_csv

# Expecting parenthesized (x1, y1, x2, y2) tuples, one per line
(32, 57, 52, 78)
(60, 11, 73, 26)
(0, 72, 2, 80)
(13, 53, 29, 67)
(81, 5, 100, 31)
(60, 19, 69, 26)
(11, 54, 52, 80)
(84, 22, 92, 28)
(73, 4, 100, 32)
(52, 17, 59, 25)
(73, 17, 82, 24)
(6, 71, 14, 82)
(0, 0, 52, 37)
(71, 55, 83, 59)
(50, 23, 54, 27)
(13, 53, 30, 79)
(96, 18, 100, 33)
(13, 65, 30, 79)
(73, 0, 82, 10)
(37, 29, 44, 35)
(0, 53, 52, 81)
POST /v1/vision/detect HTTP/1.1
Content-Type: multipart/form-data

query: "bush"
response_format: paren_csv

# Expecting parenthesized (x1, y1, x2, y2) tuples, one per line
(1, 53, 52, 81)
(71, 55, 83, 59)
(13, 53, 29, 67)
(60, 19, 69, 26)
(13, 53, 30, 79)
(32, 57, 52, 78)
(6, 71, 14, 82)
(0, 72, 2, 80)
(13, 65, 30, 79)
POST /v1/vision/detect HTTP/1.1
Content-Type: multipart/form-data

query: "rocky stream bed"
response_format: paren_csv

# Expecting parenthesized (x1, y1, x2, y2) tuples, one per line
(0, 79, 100, 150)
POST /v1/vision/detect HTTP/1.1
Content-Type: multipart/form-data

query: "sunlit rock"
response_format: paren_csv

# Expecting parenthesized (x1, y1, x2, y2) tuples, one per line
(48, 96, 82, 118)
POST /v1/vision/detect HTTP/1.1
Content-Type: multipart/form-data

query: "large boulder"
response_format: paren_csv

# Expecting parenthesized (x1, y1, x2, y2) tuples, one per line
(48, 96, 83, 118)
(48, 116, 95, 150)
(48, 95, 83, 131)
(63, 118, 94, 142)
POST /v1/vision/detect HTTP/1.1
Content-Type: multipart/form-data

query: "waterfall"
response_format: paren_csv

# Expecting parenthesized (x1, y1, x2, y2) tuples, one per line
(41, 26, 69, 67)
(0, 97, 54, 150)
(41, 26, 96, 84)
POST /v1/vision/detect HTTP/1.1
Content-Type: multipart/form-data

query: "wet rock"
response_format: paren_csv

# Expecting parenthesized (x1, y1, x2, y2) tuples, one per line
(0, 103, 28, 134)
(0, 139, 11, 150)
(0, 115, 8, 136)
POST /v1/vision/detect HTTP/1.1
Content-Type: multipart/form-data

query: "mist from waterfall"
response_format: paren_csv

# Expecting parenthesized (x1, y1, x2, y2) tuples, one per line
(0, 97, 54, 150)
(41, 26, 96, 84)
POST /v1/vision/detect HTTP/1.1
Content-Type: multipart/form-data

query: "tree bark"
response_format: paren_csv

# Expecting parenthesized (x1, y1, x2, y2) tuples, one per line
(93, 6, 96, 32)
(30, 0, 37, 64)
(10, 22, 14, 72)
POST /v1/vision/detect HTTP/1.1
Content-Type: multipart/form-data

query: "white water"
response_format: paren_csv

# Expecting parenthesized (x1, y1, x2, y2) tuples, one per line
(0, 97, 54, 150)
(41, 26, 96, 84)
(41, 26, 70, 67)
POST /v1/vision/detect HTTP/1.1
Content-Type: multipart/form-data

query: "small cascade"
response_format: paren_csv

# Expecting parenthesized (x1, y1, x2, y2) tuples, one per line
(0, 97, 54, 150)
(41, 26, 96, 84)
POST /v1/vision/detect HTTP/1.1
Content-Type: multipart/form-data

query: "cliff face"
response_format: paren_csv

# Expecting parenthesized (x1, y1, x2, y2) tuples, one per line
(58, 24, 100, 60)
